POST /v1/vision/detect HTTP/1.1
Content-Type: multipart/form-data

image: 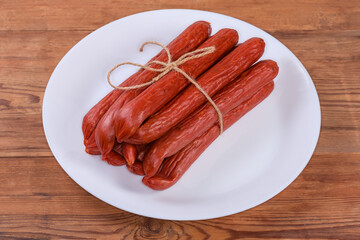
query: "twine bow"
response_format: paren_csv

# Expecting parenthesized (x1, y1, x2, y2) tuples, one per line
(107, 41, 224, 134)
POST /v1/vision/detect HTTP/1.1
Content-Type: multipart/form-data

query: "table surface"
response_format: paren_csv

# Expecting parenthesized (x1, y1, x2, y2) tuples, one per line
(1, 0, 359, 239)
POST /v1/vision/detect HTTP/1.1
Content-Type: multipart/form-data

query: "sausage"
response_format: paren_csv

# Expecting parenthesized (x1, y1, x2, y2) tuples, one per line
(127, 38, 265, 144)
(85, 145, 101, 155)
(137, 144, 149, 161)
(122, 143, 137, 165)
(125, 144, 147, 175)
(85, 141, 122, 157)
(143, 60, 279, 177)
(83, 21, 211, 145)
(92, 26, 221, 157)
(85, 21, 211, 151)
(86, 141, 126, 166)
(113, 142, 123, 155)
(113, 28, 239, 144)
(102, 150, 126, 166)
(143, 81, 275, 190)
(96, 142, 125, 166)
(143, 61, 278, 176)
(82, 21, 212, 148)
(126, 160, 145, 176)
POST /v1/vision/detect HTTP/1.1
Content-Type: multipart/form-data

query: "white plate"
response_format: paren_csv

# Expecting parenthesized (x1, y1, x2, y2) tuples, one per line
(43, 9, 321, 220)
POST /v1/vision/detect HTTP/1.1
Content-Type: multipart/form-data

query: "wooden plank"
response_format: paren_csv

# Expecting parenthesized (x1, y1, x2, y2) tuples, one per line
(0, 154, 359, 239)
(0, 156, 87, 196)
(0, 30, 88, 118)
(272, 30, 360, 153)
(1, 29, 359, 156)
(0, 30, 88, 157)
(0, 0, 359, 31)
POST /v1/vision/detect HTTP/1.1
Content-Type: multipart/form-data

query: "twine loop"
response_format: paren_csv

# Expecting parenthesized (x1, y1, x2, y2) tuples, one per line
(107, 41, 224, 134)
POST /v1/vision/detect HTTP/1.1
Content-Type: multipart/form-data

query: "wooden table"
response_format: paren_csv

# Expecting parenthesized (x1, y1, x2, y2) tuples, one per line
(1, 1, 359, 239)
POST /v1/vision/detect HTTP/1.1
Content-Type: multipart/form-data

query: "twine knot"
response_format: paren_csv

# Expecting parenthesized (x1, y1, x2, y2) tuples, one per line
(107, 41, 224, 134)
(168, 62, 178, 69)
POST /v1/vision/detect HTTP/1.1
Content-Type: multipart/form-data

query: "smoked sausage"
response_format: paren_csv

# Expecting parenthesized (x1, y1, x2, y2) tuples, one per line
(128, 38, 265, 144)
(143, 60, 279, 177)
(82, 21, 211, 148)
(126, 160, 145, 176)
(143, 82, 274, 190)
(113, 28, 239, 144)
(122, 143, 137, 165)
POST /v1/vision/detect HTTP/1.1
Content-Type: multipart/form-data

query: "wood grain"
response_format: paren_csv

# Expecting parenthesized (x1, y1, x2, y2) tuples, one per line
(0, 0, 359, 239)
(0, 30, 88, 157)
(0, 0, 358, 31)
(0, 154, 359, 239)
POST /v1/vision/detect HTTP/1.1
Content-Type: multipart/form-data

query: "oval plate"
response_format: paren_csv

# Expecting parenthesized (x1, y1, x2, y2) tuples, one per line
(43, 9, 321, 220)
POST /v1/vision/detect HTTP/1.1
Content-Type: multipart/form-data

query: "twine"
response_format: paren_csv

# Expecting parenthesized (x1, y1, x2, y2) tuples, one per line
(107, 41, 223, 134)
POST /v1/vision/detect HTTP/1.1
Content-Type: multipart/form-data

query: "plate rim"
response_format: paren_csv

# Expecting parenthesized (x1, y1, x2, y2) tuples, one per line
(42, 8, 321, 220)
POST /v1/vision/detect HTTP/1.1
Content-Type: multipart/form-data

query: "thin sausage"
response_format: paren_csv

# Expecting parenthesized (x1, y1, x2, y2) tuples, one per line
(113, 142, 123, 155)
(113, 28, 239, 144)
(93, 28, 228, 157)
(102, 150, 126, 166)
(122, 143, 137, 165)
(128, 38, 265, 144)
(143, 60, 278, 177)
(126, 160, 145, 176)
(83, 21, 211, 149)
(143, 82, 274, 190)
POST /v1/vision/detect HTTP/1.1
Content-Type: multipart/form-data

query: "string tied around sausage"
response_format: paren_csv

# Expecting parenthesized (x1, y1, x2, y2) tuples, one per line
(107, 41, 224, 134)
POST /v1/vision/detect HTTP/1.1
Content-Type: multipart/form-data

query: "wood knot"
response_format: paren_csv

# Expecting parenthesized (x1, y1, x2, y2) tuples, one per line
(0, 99, 11, 110)
(135, 217, 168, 239)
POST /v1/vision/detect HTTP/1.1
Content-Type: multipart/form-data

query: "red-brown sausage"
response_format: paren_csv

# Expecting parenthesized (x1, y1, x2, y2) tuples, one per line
(143, 60, 279, 177)
(113, 142, 123, 155)
(93, 30, 238, 158)
(113, 29, 239, 144)
(85, 146, 101, 155)
(122, 143, 137, 165)
(143, 81, 274, 190)
(82, 21, 212, 147)
(125, 144, 147, 175)
(102, 150, 126, 166)
(127, 38, 265, 144)
(86, 141, 126, 166)
(137, 144, 149, 162)
(126, 160, 145, 176)
(85, 141, 121, 157)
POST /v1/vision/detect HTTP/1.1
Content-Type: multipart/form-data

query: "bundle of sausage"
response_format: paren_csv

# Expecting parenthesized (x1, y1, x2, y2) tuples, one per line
(82, 21, 279, 190)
